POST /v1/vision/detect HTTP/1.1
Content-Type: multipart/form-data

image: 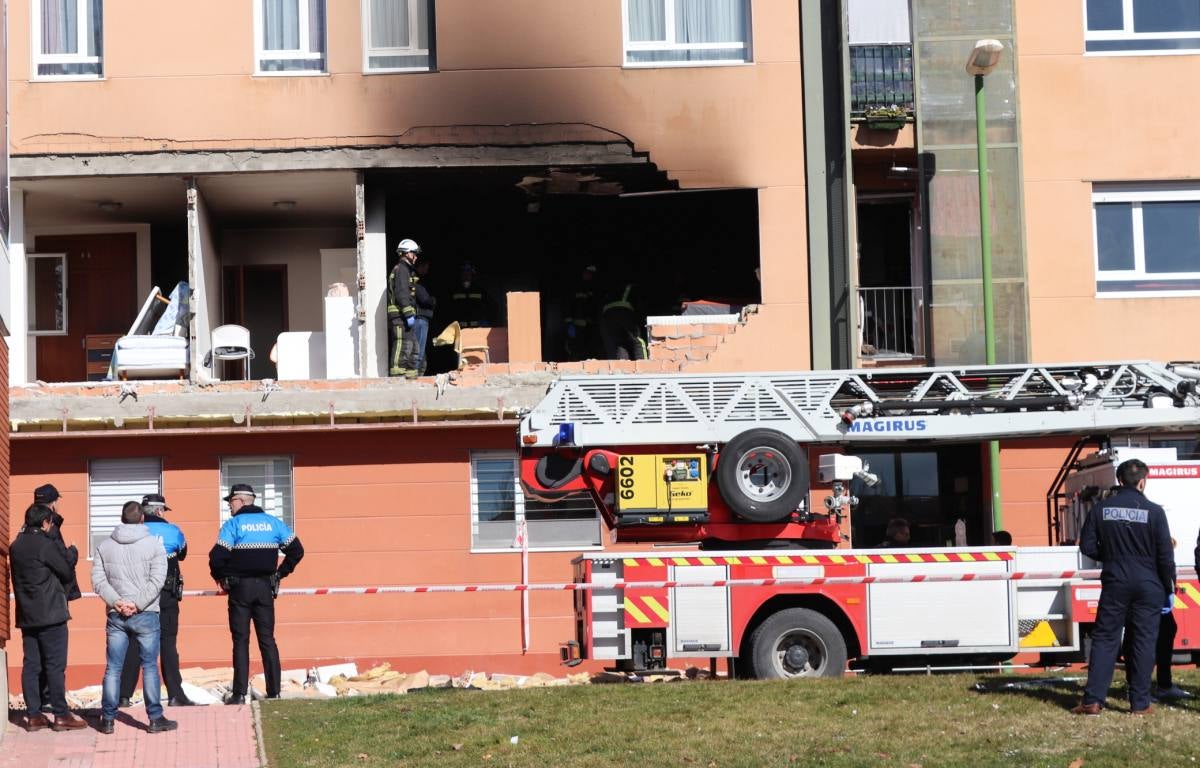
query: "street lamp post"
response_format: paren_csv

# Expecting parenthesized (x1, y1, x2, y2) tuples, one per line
(966, 39, 1005, 532)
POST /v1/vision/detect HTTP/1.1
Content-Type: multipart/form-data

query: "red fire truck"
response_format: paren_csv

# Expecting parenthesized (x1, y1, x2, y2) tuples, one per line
(519, 362, 1200, 678)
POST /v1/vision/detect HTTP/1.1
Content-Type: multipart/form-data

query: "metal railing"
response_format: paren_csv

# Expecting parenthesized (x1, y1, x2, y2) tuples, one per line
(849, 44, 914, 115)
(858, 286, 925, 358)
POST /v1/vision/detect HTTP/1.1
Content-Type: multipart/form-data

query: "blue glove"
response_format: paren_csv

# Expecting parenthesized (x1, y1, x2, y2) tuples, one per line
(405, 316, 415, 329)
(1163, 596, 1174, 615)
(566, 324, 577, 339)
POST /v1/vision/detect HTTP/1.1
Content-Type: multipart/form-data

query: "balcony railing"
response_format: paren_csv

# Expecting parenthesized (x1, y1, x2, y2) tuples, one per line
(858, 286, 925, 359)
(849, 44, 914, 115)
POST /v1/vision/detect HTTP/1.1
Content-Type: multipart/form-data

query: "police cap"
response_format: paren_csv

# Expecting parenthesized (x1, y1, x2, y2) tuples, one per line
(34, 484, 60, 504)
(223, 483, 257, 502)
(142, 493, 171, 511)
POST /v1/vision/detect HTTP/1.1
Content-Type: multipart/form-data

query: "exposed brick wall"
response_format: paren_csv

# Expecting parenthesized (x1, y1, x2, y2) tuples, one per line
(647, 320, 742, 368)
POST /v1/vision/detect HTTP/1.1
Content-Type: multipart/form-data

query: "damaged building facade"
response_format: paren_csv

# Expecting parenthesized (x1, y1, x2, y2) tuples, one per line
(7, 0, 1200, 684)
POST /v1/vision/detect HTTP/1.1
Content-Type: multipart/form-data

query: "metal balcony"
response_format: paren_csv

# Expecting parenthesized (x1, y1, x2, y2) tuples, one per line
(849, 44, 914, 115)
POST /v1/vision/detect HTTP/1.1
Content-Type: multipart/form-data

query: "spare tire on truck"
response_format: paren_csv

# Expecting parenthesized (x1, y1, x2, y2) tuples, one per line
(715, 429, 809, 523)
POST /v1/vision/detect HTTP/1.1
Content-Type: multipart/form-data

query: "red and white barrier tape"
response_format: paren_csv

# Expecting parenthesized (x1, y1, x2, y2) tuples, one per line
(21, 567, 1200, 601)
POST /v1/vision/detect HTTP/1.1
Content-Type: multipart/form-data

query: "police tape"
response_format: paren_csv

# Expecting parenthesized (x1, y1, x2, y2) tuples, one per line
(33, 566, 1189, 600)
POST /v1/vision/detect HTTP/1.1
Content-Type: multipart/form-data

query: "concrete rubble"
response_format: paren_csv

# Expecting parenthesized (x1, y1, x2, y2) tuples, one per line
(8, 662, 717, 709)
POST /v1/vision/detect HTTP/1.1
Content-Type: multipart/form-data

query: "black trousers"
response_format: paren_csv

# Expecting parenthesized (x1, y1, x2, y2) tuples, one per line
(1084, 576, 1163, 711)
(120, 593, 183, 700)
(22, 622, 69, 717)
(228, 576, 280, 698)
(1124, 610, 1178, 689)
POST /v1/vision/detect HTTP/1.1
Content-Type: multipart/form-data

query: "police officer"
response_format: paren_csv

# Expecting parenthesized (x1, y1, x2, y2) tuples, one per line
(119, 494, 193, 707)
(1073, 459, 1175, 715)
(599, 276, 647, 361)
(387, 239, 422, 378)
(208, 484, 304, 704)
(31, 484, 80, 713)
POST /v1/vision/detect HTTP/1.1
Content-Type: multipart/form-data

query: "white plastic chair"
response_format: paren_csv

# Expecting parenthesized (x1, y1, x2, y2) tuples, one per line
(211, 324, 254, 380)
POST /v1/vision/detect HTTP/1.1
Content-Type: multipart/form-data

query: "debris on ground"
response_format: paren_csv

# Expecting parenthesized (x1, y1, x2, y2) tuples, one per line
(7, 664, 718, 709)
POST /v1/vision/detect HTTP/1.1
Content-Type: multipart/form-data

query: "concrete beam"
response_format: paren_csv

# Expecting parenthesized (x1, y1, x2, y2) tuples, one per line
(9, 375, 556, 432)
(12, 144, 647, 180)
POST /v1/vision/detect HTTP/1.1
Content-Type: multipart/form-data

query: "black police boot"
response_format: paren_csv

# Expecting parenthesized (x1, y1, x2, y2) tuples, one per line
(224, 693, 246, 705)
(98, 718, 115, 735)
(168, 696, 197, 707)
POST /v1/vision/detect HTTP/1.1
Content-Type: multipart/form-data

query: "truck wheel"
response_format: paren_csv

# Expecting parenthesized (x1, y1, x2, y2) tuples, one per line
(750, 608, 847, 680)
(716, 429, 809, 522)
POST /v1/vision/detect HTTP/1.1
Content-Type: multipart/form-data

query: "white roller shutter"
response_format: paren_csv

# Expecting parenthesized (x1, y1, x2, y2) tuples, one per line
(88, 458, 162, 556)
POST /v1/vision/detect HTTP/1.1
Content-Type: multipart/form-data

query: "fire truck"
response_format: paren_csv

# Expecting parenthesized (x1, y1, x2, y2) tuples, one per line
(518, 361, 1200, 678)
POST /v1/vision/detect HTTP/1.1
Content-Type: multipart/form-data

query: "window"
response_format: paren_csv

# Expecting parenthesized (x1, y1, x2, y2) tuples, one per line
(89, 458, 162, 556)
(1093, 185, 1200, 295)
(470, 452, 602, 551)
(254, 0, 327, 74)
(32, 0, 103, 79)
(27, 253, 66, 334)
(623, 0, 751, 66)
(220, 456, 295, 527)
(362, 0, 433, 72)
(1085, 0, 1200, 55)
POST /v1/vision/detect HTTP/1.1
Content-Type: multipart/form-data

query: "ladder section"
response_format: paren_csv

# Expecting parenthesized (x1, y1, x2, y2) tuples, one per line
(520, 361, 1200, 447)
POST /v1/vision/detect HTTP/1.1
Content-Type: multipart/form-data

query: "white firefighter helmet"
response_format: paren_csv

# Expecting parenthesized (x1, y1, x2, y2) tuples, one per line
(396, 238, 421, 255)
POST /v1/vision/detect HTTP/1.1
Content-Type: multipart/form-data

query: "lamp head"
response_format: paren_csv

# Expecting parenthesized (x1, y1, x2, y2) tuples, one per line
(966, 39, 1004, 76)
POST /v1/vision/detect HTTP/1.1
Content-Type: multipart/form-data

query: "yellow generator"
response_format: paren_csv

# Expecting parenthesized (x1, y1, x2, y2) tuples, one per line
(614, 454, 709, 524)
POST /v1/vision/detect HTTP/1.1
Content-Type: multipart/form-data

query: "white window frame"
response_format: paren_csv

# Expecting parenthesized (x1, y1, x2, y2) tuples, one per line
(361, 0, 433, 74)
(1093, 184, 1200, 298)
(469, 450, 603, 554)
(26, 252, 68, 336)
(88, 457, 163, 558)
(31, 0, 103, 82)
(219, 455, 296, 528)
(1083, 0, 1200, 57)
(253, 0, 328, 76)
(621, 0, 753, 68)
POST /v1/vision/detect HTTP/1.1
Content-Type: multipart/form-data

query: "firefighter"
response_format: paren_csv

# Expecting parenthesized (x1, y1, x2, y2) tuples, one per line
(208, 484, 304, 704)
(447, 261, 493, 329)
(387, 239, 422, 378)
(1073, 459, 1175, 715)
(564, 265, 598, 361)
(119, 494, 193, 708)
(599, 276, 647, 361)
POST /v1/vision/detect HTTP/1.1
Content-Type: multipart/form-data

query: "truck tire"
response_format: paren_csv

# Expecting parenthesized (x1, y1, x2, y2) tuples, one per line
(716, 429, 809, 522)
(749, 608, 847, 680)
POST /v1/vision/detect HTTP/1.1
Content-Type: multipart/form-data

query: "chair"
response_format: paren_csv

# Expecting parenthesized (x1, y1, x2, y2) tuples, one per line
(211, 324, 254, 380)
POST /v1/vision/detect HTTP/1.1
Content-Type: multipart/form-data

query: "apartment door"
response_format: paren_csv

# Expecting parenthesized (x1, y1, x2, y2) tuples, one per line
(223, 265, 288, 379)
(856, 196, 923, 359)
(34, 233, 138, 383)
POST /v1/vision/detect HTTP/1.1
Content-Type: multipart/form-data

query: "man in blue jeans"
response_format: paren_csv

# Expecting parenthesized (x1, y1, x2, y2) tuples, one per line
(91, 500, 176, 734)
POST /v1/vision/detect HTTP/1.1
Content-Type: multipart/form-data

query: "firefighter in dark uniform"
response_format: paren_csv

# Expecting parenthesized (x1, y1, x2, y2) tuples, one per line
(1073, 459, 1175, 715)
(208, 484, 304, 704)
(447, 261, 493, 329)
(599, 276, 647, 361)
(387, 238, 421, 378)
(119, 494, 193, 707)
(564, 264, 598, 361)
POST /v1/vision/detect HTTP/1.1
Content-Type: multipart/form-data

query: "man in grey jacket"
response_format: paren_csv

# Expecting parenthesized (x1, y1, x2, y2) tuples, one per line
(91, 501, 177, 734)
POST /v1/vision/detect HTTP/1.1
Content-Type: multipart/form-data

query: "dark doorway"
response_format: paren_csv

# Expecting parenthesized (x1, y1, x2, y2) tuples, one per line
(849, 445, 984, 547)
(34, 233, 138, 383)
(223, 265, 288, 379)
(856, 197, 922, 359)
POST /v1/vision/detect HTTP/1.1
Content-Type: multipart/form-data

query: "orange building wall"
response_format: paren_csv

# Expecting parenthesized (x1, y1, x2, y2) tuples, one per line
(0, 338, 9, 649)
(1016, 0, 1200, 362)
(6, 425, 615, 688)
(998, 438, 1075, 547)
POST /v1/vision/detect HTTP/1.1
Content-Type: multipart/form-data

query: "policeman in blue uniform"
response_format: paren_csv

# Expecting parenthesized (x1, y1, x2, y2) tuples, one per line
(1074, 459, 1175, 715)
(118, 493, 193, 707)
(208, 484, 304, 704)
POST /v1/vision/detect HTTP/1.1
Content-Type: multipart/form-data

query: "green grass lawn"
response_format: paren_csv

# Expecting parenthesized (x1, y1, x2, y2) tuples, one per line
(261, 670, 1200, 768)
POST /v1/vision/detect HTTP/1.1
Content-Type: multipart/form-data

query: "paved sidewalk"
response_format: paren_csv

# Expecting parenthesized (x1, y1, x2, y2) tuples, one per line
(1, 705, 262, 768)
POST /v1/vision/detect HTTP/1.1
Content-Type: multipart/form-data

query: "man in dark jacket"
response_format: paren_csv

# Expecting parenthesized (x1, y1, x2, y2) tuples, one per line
(34, 484, 81, 602)
(387, 238, 421, 377)
(1073, 458, 1175, 715)
(209, 484, 304, 704)
(412, 258, 437, 376)
(119, 493, 193, 707)
(10, 504, 87, 731)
